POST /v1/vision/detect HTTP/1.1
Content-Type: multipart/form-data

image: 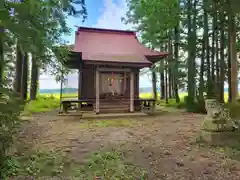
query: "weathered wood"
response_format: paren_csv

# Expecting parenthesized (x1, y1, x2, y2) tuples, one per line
(95, 69, 100, 114)
(78, 69, 82, 100)
(97, 67, 131, 72)
(130, 71, 134, 112)
(81, 68, 95, 99)
(123, 72, 127, 95)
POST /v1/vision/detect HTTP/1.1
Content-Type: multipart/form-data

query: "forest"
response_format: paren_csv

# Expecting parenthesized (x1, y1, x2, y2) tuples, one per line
(124, 0, 240, 112)
(0, 0, 240, 179)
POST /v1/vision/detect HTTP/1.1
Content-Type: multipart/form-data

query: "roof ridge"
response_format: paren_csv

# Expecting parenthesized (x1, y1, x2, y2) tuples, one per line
(76, 26, 136, 35)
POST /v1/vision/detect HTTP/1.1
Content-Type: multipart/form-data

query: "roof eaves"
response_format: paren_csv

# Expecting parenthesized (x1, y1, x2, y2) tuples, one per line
(76, 26, 136, 35)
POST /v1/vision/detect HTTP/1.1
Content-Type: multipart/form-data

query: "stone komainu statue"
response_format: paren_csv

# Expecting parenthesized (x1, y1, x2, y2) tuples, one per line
(204, 99, 239, 131)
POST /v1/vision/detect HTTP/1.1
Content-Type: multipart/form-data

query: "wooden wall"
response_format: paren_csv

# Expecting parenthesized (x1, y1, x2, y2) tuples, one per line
(80, 65, 96, 99)
(79, 66, 140, 100)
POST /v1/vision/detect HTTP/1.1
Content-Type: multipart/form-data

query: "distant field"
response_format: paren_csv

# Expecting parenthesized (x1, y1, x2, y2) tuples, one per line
(41, 92, 188, 100)
(22, 92, 232, 116)
(41, 92, 231, 102)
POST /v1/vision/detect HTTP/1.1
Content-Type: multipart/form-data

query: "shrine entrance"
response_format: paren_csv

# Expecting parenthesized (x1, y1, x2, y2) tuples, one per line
(99, 72, 128, 100)
(60, 27, 168, 114)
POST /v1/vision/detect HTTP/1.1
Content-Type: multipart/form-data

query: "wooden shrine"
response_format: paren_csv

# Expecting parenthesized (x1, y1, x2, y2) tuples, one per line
(62, 27, 168, 114)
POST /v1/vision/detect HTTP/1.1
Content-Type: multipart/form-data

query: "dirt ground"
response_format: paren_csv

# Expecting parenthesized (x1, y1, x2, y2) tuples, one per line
(15, 110, 240, 180)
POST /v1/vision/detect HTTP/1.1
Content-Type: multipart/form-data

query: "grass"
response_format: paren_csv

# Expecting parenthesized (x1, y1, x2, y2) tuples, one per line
(196, 131, 240, 161)
(71, 150, 147, 179)
(7, 150, 147, 179)
(79, 119, 139, 129)
(5, 150, 65, 178)
(21, 92, 234, 116)
(22, 95, 60, 116)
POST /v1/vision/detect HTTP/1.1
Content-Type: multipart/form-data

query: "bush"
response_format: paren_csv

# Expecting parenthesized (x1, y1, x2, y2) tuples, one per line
(157, 99, 185, 109)
(23, 95, 59, 115)
(0, 88, 24, 179)
(184, 96, 206, 114)
(225, 102, 240, 119)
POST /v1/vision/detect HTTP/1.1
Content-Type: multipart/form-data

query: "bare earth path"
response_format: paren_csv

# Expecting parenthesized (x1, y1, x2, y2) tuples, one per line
(16, 110, 240, 180)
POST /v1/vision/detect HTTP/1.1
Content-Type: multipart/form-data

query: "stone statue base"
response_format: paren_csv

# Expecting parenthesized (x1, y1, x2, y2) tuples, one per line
(203, 99, 239, 132)
(198, 130, 240, 146)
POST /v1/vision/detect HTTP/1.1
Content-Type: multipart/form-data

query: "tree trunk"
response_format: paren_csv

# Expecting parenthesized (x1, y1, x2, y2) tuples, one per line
(199, 38, 205, 100)
(165, 60, 168, 104)
(174, 25, 180, 103)
(168, 35, 173, 99)
(216, 24, 220, 87)
(219, 9, 225, 103)
(160, 61, 165, 100)
(30, 55, 39, 100)
(211, 2, 217, 81)
(164, 42, 168, 104)
(0, 27, 4, 87)
(187, 0, 197, 103)
(14, 42, 23, 94)
(20, 52, 28, 100)
(228, 7, 238, 101)
(168, 72, 172, 99)
(152, 68, 157, 100)
(228, 31, 232, 102)
(204, 0, 212, 97)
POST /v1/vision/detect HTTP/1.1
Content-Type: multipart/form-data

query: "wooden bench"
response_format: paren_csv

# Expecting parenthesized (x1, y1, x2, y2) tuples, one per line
(60, 99, 94, 114)
(134, 99, 156, 113)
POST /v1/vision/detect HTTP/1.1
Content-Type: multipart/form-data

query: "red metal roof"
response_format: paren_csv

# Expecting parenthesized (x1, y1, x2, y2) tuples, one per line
(73, 27, 168, 66)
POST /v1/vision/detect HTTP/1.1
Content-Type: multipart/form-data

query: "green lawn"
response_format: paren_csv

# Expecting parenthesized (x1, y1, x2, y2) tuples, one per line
(22, 92, 232, 116)
(22, 95, 60, 116)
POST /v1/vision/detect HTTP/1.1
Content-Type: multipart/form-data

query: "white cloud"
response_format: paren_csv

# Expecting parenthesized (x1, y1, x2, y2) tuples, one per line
(93, 0, 152, 88)
(39, 0, 152, 90)
(94, 0, 132, 30)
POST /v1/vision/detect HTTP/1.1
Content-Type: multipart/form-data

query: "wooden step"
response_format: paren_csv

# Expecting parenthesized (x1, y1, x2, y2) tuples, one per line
(93, 100, 130, 113)
(98, 108, 130, 113)
(99, 103, 130, 106)
(97, 105, 129, 110)
(99, 101, 130, 105)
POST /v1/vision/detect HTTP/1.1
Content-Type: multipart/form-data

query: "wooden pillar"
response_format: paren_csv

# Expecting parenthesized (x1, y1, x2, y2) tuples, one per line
(123, 72, 127, 95)
(95, 69, 100, 114)
(77, 69, 82, 109)
(130, 71, 134, 112)
(78, 69, 82, 100)
(152, 70, 157, 100)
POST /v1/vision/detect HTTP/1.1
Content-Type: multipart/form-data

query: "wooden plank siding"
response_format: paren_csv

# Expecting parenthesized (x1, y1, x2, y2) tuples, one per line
(79, 66, 139, 101)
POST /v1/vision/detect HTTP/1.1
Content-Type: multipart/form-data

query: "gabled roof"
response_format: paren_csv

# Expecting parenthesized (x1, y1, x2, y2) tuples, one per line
(72, 27, 168, 66)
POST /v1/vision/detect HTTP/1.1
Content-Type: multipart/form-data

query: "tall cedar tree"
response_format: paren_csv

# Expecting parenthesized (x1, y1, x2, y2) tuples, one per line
(30, 55, 39, 100)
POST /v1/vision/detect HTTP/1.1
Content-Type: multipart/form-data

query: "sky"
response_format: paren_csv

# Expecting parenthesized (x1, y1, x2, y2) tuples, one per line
(39, 0, 153, 90)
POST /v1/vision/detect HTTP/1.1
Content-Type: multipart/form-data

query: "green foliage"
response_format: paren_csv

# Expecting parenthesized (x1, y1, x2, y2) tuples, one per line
(2, 0, 87, 51)
(23, 95, 59, 116)
(7, 151, 65, 178)
(2, 156, 20, 177)
(157, 99, 185, 109)
(1, 0, 87, 81)
(225, 102, 240, 119)
(20, 151, 64, 176)
(125, 0, 180, 46)
(0, 88, 24, 179)
(184, 96, 206, 113)
(6, 150, 147, 179)
(72, 150, 147, 180)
